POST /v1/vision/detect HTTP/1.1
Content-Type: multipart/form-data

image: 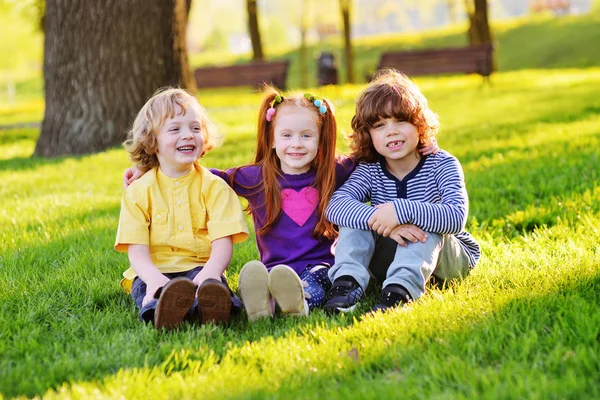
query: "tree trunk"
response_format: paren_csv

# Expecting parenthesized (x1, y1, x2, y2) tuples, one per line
(247, 0, 264, 61)
(466, 0, 492, 45)
(340, 0, 354, 84)
(34, 0, 195, 157)
(185, 0, 192, 20)
(299, 0, 310, 88)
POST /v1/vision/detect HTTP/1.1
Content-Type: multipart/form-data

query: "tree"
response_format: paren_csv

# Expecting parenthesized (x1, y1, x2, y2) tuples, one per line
(464, 0, 492, 45)
(247, 0, 264, 61)
(34, 0, 195, 157)
(340, 0, 354, 84)
(299, 0, 311, 88)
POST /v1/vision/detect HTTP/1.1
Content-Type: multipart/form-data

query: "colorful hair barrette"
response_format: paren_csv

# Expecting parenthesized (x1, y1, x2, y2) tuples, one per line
(304, 93, 327, 114)
(266, 94, 284, 122)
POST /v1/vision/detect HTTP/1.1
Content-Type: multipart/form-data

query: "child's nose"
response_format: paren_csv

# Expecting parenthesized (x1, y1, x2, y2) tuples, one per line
(181, 129, 193, 139)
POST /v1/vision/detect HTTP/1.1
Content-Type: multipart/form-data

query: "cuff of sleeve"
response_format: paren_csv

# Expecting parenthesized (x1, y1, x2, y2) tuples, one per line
(207, 221, 249, 244)
(361, 208, 377, 230)
(393, 199, 411, 224)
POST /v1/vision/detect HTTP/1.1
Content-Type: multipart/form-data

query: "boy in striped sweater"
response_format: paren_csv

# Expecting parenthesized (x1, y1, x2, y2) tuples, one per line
(323, 69, 480, 313)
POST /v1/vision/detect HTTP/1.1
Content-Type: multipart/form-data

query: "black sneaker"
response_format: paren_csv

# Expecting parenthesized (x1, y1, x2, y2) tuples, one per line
(323, 276, 364, 313)
(372, 284, 412, 312)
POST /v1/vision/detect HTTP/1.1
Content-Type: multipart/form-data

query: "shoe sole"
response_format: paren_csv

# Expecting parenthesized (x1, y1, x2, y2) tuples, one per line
(197, 279, 232, 325)
(336, 304, 358, 313)
(238, 261, 272, 322)
(154, 277, 196, 330)
(323, 303, 358, 314)
(268, 264, 307, 317)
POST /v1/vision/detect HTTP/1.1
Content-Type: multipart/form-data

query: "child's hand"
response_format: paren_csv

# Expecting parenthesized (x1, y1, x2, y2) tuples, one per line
(123, 166, 145, 189)
(142, 276, 171, 306)
(389, 224, 428, 247)
(368, 202, 400, 236)
(192, 269, 223, 293)
(419, 137, 439, 156)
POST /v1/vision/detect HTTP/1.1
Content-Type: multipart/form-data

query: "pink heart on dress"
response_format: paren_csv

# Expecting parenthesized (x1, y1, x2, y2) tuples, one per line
(281, 187, 319, 226)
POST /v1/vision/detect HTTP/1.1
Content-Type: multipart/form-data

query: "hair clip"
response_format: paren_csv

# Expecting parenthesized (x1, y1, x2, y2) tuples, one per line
(304, 93, 327, 114)
(266, 94, 284, 122)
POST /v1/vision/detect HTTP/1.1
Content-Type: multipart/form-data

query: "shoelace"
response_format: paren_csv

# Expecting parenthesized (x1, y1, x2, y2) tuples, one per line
(380, 289, 410, 306)
(329, 281, 353, 297)
(382, 291, 400, 304)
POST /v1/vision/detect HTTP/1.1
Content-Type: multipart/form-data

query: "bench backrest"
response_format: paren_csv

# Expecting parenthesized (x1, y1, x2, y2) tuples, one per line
(194, 60, 290, 90)
(378, 44, 493, 77)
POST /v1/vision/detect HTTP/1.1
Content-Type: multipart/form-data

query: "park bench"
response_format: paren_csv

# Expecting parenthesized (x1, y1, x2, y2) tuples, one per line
(194, 60, 290, 90)
(370, 44, 494, 81)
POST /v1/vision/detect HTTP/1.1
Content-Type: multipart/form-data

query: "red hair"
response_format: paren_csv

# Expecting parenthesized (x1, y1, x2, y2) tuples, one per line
(233, 87, 338, 239)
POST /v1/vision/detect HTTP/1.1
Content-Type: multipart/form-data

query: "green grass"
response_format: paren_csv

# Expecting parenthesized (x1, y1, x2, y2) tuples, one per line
(1, 68, 599, 399)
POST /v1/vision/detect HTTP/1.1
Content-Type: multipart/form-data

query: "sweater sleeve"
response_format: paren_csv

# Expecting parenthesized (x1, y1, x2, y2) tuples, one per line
(325, 164, 376, 230)
(209, 165, 262, 198)
(393, 156, 468, 234)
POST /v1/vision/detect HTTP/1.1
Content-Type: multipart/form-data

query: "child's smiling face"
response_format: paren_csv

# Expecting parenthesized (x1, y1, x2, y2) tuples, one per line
(369, 117, 420, 166)
(155, 103, 204, 178)
(272, 105, 320, 175)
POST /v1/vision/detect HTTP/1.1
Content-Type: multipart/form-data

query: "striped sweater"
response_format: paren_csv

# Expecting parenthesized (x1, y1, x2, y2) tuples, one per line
(325, 150, 480, 267)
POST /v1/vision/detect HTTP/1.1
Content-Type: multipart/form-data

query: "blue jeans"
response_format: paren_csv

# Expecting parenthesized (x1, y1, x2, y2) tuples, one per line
(131, 266, 242, 323)
(299, 264, 332, 310)
(328, 227, 470, 301)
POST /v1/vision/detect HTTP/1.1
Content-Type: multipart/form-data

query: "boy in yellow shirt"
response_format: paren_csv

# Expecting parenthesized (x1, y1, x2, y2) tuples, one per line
(115, 88, 248, 330)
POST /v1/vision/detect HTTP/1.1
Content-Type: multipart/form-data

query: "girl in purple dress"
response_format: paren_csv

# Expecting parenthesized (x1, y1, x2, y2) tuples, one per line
(124, 88, 437, 322)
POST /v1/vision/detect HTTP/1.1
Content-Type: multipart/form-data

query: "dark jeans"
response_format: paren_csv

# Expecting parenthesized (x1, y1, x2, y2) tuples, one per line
(131, 266, 242, 323)
(298, 264, 332, 310)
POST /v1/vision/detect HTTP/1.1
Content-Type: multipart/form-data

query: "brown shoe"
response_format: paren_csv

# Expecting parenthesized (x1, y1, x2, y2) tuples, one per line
(197, 279, 232, 325)
(154, 277, 196, 330)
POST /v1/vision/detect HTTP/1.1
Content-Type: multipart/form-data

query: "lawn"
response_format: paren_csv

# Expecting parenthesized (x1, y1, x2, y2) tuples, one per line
(1, 67, 599, 399)
(1, 2, 600, 398)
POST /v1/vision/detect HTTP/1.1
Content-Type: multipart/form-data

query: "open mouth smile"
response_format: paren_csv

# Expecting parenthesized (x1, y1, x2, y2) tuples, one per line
(177, 145, 196, 153)
(386, 141, 404, 149)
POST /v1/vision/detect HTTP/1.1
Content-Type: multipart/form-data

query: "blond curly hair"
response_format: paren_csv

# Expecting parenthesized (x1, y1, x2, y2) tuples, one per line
(123, 87, 221, 170)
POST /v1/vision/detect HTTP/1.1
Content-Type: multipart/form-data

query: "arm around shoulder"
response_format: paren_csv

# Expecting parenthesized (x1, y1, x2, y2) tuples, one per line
(203, 172, 249, 244)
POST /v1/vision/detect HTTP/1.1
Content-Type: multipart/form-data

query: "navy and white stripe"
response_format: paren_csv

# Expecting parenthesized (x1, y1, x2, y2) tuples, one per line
(325, 150, 480, 267)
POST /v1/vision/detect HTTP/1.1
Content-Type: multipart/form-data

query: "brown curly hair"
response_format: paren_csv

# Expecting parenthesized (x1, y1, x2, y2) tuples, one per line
(348, 69, 439, 163)
(123, 87, 221, 170)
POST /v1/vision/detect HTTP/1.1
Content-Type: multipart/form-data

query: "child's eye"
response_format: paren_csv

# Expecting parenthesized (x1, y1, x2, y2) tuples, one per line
(302, 133, 312, 139)
(169, 127, 180, 133)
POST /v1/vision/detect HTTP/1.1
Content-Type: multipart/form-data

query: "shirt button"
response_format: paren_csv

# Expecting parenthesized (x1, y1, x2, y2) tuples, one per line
(156, 214, 161, 219)
(177, 200, 182, 206)
(178, 225, 183, 231)
(175, 181, 180, 185)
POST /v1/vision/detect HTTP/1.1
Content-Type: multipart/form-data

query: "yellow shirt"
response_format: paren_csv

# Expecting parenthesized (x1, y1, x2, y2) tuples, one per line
(114, 164, 249, 292)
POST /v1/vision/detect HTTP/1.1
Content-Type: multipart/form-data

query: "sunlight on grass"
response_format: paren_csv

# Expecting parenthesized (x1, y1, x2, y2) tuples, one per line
(36, 216, 600, 399)
(1, 69, 599, 399)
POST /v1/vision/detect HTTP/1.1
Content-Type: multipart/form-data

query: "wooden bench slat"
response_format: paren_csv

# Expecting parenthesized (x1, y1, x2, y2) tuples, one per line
(373, 44, 493, 79)
(194, 60, 290, 90)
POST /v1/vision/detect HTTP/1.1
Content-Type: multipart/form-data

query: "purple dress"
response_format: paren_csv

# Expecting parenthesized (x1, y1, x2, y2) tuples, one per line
(211, 156, 356, 275)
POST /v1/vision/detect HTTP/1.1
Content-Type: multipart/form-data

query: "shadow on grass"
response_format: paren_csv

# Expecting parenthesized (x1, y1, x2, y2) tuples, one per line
(266, 270, 600, 399)
(3, 256, 598, 399)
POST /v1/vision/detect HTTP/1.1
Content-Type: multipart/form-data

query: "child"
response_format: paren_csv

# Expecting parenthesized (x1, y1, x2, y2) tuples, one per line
(123, 88, 438, 322)
(323, 69, 481, 313)
(115, 88, 249, 330)
(215, 90, 354, 321)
